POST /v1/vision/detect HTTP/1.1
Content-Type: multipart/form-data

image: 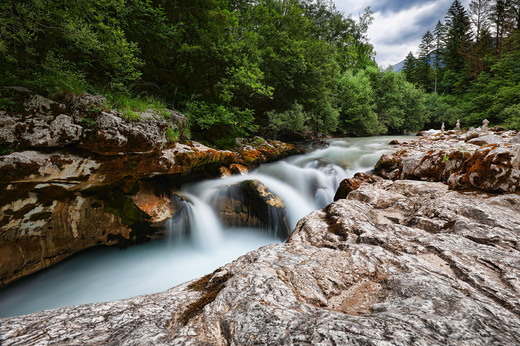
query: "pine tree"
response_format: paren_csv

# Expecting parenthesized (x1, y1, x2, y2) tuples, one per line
(433, 21, 446, 92)
(469, 0, 493, 79)
(417, 31, 435, 91)
(469, 0, 492, 40)
(492, 0, 509, 56)
(402, 51, 418, 84)
(444, 0, 473, 93)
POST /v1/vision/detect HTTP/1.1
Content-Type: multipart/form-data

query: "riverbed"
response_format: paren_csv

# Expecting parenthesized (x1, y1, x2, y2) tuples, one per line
(0, 136, 408, 318)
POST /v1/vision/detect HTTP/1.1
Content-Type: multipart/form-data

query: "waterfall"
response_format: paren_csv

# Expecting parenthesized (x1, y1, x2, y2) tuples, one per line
(0, 136, 405, 318)
(167, 193, 223, 248)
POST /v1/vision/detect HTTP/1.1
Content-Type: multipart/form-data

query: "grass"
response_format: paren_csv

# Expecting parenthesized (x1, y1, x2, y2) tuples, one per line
(165, 126, 179, 143)
(104, 93, 170, 121)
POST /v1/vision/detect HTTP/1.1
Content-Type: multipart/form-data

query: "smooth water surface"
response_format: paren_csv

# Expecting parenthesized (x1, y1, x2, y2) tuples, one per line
(0, 136, 408, 318)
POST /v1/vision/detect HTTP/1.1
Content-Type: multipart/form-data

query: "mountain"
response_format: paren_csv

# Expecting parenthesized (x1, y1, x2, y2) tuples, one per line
(391, 59, 405, 72)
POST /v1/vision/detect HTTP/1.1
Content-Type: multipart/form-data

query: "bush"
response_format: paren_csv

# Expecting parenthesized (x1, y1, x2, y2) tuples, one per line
(267, 103, 311, 138)
(185, 101, 258, 147)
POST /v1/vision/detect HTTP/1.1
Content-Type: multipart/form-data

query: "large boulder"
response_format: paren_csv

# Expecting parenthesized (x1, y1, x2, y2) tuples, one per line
(212, 179, 290, 239)
(2, 180, 519, 344)
(334, 172, 383, 201)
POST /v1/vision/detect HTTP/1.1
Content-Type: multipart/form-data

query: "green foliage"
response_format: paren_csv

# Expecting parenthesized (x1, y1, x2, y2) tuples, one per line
(165, 126, 180, 143)
(267, 102, 311, 138)
(0, 97, 16, 111)
(186, 101, 258, 146)
(0, 0, 381, 141)
(336, 70, 382, 136)
(0, 147, 15, 156)
(0, 0, 142, 92)
(335, 67, 428, 136)
(104, 93, 169, 121)
(403, 2, 520, 131)
(80, 118, 97, 129)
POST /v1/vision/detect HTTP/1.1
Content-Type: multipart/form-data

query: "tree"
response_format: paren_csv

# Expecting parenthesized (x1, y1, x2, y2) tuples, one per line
(433, 21, 446, 92)
(335, 69, 382, 136)
(403, 52, 418, 84)
(443, 0, 473, 93)
(417, 31, 435, 91)
(469, 0, 492, 40)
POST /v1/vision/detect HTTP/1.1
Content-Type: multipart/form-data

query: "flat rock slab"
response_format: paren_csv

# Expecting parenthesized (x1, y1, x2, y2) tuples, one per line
(2, 179, 519, 345)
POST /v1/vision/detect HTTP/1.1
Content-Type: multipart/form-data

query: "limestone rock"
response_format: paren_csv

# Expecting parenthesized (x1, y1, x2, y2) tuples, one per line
(334, 172, 383, 201)
(79, 111, 169, 155)
(2, 180, 520, 345)
(467, 134, 503, 146)
(131, 182, 173, 224)
(0, 195, 138, 287)
(212, 179, 290, 239)
(375, 130, 520, 193)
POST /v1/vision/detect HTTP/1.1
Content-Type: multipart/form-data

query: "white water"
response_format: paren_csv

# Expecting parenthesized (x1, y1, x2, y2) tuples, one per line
(0, 136, 407, 318)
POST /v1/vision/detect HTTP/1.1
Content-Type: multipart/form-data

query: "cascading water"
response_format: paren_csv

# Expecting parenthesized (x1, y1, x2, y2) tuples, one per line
(0, 136, 409, 318)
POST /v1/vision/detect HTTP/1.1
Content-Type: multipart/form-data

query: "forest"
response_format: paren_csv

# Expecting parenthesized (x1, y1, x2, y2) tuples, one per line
(403, 0, 520, 131)
(1, 0, 519, 145)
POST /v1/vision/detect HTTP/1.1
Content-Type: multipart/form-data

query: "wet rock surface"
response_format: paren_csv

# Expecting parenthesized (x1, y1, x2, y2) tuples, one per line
(2, 179, 519, 345)
(0, 89, 302, 287)
(375, 128, 520, 193)
(213, 179, 290, 239)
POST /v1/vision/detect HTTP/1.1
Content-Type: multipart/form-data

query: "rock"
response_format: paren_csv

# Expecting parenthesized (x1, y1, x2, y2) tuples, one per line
(2, 180, 520, 345)
(0, 90, 304, 287)
(448, 144, 520, 193)
(219, 166, 232, 178)
(23, 94, 67, 115)
(375, 130, 520, 193)
(468, 134, 503, 146)
(229, 164, 248, 175)
(334, 172, 383, 201)
(0, 195, 138, 287)
(79, 111, 169, 155)
(131, 182, 173, 224)
(212, 179, 290, 239)
(64, 93, 106, 112)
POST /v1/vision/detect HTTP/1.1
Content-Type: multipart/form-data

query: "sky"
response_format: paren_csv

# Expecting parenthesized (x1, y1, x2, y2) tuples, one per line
(333, 0, 472, 67)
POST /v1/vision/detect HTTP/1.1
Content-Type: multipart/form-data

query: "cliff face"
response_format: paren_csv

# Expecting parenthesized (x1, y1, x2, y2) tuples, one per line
(0, 87, 302, 287)
(2, 178, 519, 345)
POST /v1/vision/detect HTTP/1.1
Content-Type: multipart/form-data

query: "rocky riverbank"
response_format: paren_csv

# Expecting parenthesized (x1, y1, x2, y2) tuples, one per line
(2, 178, 519, 344)
(0, 88, 302, 288)
(1, 128, 519, 345)
(376, 127, 520, 193)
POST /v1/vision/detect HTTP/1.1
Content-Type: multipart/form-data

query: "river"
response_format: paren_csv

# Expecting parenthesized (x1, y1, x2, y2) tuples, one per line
(0, 136, 407, 318)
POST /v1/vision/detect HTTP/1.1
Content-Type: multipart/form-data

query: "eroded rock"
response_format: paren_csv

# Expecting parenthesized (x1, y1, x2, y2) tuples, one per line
(375, 129, 520, 193)
(2, 180, 519, 345)
(334, 172, 383, 201)
(0, 89, 303, 287)
(212, 179, 290, 239)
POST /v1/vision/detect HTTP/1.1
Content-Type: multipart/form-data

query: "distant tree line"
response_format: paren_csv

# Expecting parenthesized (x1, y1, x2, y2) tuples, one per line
(2, 0, 484, 145)
(403, 0, 520, 130)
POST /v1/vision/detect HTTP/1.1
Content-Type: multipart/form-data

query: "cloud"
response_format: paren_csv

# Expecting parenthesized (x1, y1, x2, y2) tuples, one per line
(333, 0, 473, 67)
